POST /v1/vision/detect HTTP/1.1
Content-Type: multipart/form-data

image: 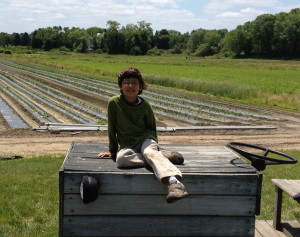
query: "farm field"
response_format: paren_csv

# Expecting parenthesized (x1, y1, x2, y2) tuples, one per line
(6, 52, 300, 111)
(0, 57, 284, 128)
(0, 53, 299, 236)
(0, 53, 299, 156)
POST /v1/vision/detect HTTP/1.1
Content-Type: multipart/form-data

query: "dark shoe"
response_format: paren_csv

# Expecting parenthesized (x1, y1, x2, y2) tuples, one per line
(161, 149, 184, 165)
(166, 183, 188, 203)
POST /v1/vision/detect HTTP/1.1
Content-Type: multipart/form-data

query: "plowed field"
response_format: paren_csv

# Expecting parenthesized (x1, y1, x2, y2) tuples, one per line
(0, 59, 299, 157)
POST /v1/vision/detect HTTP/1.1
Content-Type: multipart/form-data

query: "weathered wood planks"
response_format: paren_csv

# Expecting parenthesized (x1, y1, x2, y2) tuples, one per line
(59, 142, 262, 237)
(272, 179, 300, 235)
(63, 216, 255, 237)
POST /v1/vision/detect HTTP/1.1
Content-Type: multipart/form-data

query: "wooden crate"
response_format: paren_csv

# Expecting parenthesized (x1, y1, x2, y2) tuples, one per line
(59, 142, 262, 237)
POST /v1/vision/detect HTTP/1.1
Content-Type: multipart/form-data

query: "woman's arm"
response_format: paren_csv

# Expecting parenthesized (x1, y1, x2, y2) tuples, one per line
(107, 99, 118, 154)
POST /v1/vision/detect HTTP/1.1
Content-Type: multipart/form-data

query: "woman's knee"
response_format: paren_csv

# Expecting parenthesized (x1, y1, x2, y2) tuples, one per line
(116, 149, 136, 167)
(141, 139, 159, 156)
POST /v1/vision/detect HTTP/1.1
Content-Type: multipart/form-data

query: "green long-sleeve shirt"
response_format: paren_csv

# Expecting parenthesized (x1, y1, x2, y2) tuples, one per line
(107, 95, 158, 154)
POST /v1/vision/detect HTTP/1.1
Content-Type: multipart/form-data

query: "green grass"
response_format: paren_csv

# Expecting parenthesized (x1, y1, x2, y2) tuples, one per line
(256, 149, 300, 221)
(3, 52, 300, 112)
(0, 151, 299, 235)
(0, 155, 64, 237)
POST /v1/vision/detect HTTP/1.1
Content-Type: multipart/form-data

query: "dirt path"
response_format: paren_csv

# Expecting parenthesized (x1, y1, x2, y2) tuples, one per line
(0, 123, 299, 157)
(0, 89, 300, 157)
(1, 98, 299, 157)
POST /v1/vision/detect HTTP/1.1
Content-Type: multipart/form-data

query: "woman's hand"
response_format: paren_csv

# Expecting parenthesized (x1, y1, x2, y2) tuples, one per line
(97, 152, 115, 158)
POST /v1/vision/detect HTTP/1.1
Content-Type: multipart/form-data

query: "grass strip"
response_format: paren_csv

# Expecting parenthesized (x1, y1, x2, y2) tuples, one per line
(0, 155, 64, 237)
(0, 150, 299, 236)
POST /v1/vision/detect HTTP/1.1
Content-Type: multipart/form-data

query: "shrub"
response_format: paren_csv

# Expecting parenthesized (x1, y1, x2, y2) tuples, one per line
(194, 43, 211, 57)
(96, 49, 103, 54)
(170, 47, 182, 54)
(223, 51, 235, 58)
(147, 46, 161, 56)
(129, 46, 142, 55)
(58, 46, 70, 52)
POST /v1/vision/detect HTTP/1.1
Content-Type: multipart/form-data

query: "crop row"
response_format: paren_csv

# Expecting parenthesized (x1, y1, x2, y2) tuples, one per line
(0, 71, 99, 126)
(10, 72, 107, 120)
(0, 58, 275, 128)
(0, 78, 58, 124)
(3, 59, 274, 120)
(0, 95, 29, 129)
(0, 61, 209, 124)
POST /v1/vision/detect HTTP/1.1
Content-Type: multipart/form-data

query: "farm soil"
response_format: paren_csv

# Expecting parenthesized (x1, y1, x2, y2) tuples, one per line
(0, 62, 299, 157)
(0, 109, 299, 157)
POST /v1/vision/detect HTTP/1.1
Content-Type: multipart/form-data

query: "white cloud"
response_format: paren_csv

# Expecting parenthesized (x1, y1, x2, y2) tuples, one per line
(217, 12, 243, 18)
(5, 1, 160, 34)
(214, 7, 267, 29)
(240, 8, 265, 15)
(0, 0, 299, 34)
(125, 0, 179, 7)
(21, 17, 35, 22)
(204, 0, 283, 13)
(203, 0, 300, 30)
(217, 8, 265, 19)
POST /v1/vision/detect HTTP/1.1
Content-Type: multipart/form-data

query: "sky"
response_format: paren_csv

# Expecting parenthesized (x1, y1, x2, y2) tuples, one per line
(1, 0, 299, 34)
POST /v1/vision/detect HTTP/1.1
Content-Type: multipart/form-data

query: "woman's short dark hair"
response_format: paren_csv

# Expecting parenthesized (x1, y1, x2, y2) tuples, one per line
(118, 67, 147, 94)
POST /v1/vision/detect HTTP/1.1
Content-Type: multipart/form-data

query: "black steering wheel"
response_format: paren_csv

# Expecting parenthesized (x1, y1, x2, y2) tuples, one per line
(227, 142, 298, 171)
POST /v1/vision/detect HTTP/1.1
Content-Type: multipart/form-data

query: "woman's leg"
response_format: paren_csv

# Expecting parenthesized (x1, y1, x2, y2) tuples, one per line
(116, 148, 147, 168)
(140, 139, 182, 182)
(140, 139, 188, 203)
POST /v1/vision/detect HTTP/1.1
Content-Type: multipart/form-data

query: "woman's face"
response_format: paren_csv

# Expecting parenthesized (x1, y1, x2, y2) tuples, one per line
(120, 77, 142, 99)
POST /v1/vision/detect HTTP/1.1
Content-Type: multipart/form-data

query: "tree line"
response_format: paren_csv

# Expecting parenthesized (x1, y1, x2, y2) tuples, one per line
(0, 8, 299, 58)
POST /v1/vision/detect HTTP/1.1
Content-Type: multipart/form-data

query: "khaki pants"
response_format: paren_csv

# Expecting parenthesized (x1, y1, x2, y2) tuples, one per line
(116, 139, 182, 183)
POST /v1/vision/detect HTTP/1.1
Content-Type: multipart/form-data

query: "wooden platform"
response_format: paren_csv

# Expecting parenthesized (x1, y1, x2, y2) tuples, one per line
(255, 220, 300, 237)
(59, 142, 263, 237)
(272, 179, 300, 236)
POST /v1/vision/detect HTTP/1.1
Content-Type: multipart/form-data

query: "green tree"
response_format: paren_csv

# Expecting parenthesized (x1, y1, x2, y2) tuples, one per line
(221, 8, 300, 58)
(221, 23, 252, 57)
(12, 33, 21, 46)
(34, 27, 57, 50)
(31, 30, 42, 49)
(52, 26, 65, 48)
(273, 9, 300, 58)
(187, 29, 226, 56)
(194, 43, 211, 56)
(186, 29, 206, 54)
(62, 27, 75, 49)
(20, 32, 31, 46)
(137, 21, 153, 54)
(86, 27, 105, 51)
(67, 27, 91, 53)
(121, 21, 153, 55)
(203, 30, 221, 47)
(202, 30, 226, 55)
(168, 30, 189, 53)
(0, 32, 12, 47)
(252, 14, 276, 57)
(154, 29, 170, 50)
(33, 26, 66, 50)
(105, 20, 125, 54)
(121, 23, 139, 54)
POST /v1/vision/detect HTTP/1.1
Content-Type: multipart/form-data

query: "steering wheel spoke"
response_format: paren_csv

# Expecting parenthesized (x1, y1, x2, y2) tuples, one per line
(227, 142, 298, 171)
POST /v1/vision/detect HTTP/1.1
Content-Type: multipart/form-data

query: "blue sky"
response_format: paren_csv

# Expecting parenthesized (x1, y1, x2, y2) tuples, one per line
(1, 0, 299, 34)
